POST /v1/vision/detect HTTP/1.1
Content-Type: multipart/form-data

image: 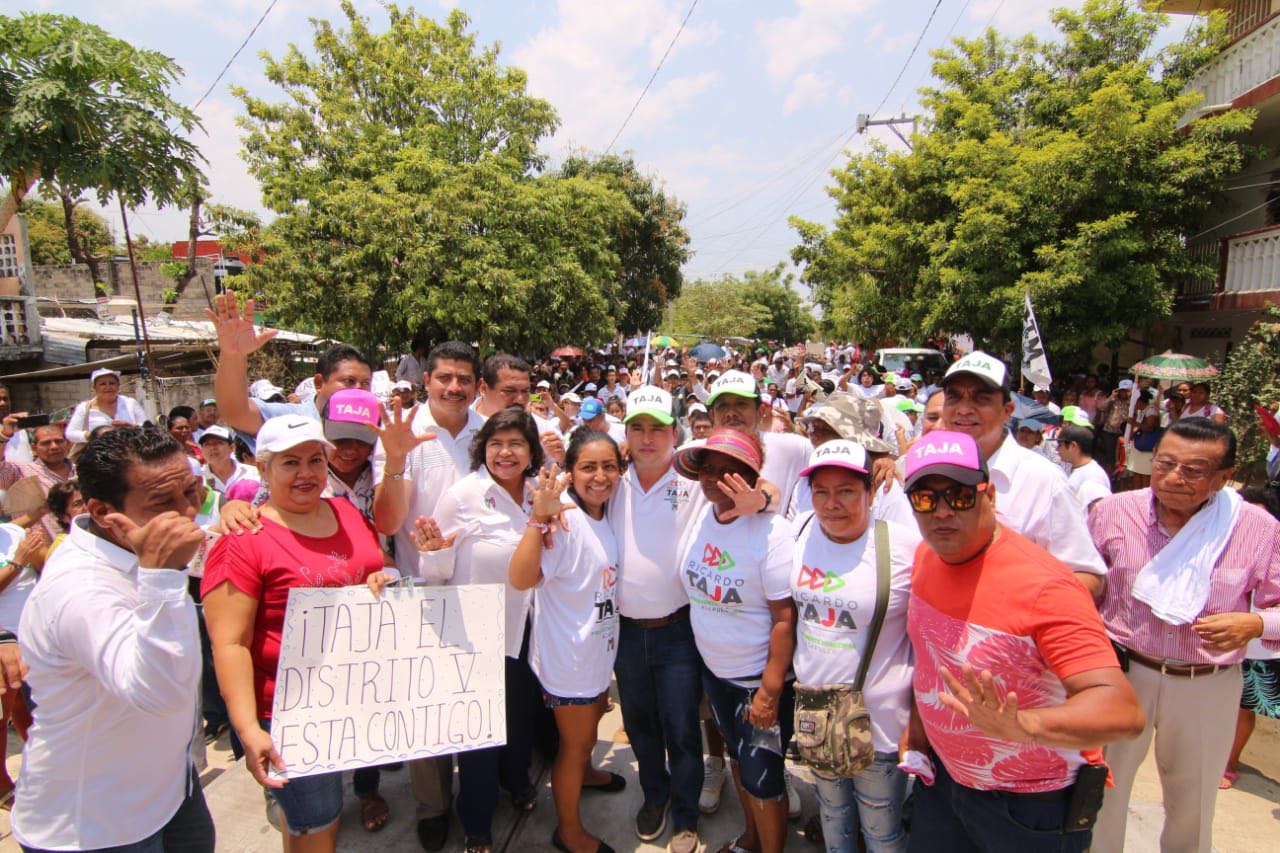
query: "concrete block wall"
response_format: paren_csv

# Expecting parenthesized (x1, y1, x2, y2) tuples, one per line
(33, 258, 216, 321)
(32, 264, 97, 301)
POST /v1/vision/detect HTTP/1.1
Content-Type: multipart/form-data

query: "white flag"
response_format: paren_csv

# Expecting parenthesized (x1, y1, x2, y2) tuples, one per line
(1021, 293, 1052, 388)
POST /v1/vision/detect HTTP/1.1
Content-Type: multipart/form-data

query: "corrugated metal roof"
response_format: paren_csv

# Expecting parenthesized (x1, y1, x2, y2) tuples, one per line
(39, 315, 321, 345)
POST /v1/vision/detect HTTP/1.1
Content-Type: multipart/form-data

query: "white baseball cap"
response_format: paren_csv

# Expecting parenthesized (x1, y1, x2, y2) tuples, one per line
(249, 378, 286, 400)
(256, 414, 333, 455)
(1117, 379, 1135, 391)
(90, 368, 121, 384)
(941, 351, 1009, 392)
(1033, 384, 1050, 393)
(623, 386, 674, 425)
(196, 424, 234, 444)
(798, 440, 869, 478)
(706, 370, 759, 407)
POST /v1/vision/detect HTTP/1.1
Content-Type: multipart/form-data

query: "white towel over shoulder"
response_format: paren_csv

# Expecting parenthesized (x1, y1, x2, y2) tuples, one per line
(1132, 488, 1241, 626)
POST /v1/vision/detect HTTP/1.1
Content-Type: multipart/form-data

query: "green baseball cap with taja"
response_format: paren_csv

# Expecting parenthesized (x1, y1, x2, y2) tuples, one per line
(705, 370, 760, 408)
(623, 386, 674, 425)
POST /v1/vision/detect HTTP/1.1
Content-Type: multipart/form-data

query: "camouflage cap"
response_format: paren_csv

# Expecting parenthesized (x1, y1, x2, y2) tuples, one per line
(799, 391, 894, 454)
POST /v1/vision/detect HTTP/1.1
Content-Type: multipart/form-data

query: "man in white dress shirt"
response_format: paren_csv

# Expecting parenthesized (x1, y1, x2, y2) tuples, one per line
(14, 426, 212, 853)
(939, 352, 1107, 598)
(372, 339, 485, 851)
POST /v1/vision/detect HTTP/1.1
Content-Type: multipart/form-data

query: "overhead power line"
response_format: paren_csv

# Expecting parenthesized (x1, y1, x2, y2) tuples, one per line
(192, 0, 280, 112)
(699, 0, 946, 277)
(605, 0, 700, 153)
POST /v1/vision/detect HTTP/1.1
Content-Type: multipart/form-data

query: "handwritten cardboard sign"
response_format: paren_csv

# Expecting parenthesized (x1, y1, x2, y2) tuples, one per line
(269, 583, 506, 778)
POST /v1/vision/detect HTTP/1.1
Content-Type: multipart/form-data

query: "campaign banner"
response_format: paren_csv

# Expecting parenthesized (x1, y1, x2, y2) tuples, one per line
(269, 583, 506, 779)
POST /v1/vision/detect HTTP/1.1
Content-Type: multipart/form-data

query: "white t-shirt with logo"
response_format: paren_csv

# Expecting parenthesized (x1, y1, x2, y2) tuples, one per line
(678, 506, 792, 682)
(790, 515, 920, 753)
(610, 465, 706, 619)
(530, 510, 620, 698)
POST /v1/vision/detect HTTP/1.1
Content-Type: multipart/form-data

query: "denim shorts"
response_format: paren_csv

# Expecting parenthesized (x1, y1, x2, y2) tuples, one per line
(541, 688, 606, 709)
(260, 720, 343, 834)
(701, 667, 795, 801)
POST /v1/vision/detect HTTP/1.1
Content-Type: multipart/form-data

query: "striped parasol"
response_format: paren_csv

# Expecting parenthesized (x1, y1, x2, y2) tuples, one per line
(1130, 352, 1219, 382)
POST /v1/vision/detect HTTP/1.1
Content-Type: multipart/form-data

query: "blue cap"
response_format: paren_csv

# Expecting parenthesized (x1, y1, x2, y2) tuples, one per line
(579, 398, 605, 420)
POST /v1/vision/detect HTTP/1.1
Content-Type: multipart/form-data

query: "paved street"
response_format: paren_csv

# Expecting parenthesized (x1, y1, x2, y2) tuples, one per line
(3, 689, 1275, 852)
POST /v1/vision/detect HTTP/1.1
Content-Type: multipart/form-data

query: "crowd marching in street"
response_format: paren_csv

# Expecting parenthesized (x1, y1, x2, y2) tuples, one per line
(0, 291, 1277, 853)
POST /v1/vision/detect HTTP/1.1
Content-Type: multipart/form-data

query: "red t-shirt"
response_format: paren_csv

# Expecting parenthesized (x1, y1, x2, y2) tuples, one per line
(202, 497, 384, 717)
(907, 526, 1118, 793)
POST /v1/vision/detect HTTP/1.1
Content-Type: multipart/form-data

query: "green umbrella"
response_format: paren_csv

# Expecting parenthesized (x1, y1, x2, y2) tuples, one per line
(650, 335, 677, 349)
(1130, 352, 1219, 382)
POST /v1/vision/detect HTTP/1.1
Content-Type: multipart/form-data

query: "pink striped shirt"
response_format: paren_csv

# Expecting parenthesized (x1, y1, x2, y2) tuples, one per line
(1088, 489, 1280, 665)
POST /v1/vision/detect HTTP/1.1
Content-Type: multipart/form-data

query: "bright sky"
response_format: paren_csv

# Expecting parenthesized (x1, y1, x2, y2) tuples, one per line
(29, 0, 1187, 286)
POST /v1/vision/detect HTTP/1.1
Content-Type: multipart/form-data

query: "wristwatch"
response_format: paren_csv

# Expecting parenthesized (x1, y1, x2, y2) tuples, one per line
(760, 489, 773, 513)
(0, 630, 17, 645)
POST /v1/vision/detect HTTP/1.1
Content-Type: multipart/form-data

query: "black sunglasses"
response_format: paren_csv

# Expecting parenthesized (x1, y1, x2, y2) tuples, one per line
(906, 483, 986, 513)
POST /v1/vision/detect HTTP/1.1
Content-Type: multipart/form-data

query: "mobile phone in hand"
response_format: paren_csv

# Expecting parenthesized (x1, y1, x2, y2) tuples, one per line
(15, 414, 52, 429)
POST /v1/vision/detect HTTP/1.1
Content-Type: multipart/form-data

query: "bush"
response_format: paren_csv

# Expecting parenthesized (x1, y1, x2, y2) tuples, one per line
(1215, 305, 1280, 482)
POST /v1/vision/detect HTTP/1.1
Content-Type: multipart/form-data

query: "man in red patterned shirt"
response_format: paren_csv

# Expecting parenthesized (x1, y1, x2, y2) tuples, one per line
(901, 430, 1143, 852)
(1090, 417, 1280, 853)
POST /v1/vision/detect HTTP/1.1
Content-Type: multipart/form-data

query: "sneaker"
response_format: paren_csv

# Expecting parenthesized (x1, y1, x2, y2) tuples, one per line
(669, 828, 700, 853)
(784, 769, 801, 819)
(699, 756, 727, 814)
(636, 800, 669, 842)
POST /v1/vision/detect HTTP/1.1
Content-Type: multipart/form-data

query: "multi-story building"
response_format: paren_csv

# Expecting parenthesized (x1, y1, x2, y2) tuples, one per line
(1156, 1, 1280, 359)
(0, 213, 45, 365)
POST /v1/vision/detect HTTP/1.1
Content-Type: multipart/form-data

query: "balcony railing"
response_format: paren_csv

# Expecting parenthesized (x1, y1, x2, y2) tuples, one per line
(1223, 224, 1280, 293)
(1178, 13, 1280, 126)
(1177, 238, 1223, 299)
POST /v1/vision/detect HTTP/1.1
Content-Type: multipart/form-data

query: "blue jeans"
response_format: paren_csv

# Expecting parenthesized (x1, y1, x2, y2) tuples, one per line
(907, 756, 1089, 853)
(701, 667, 795, 801)
(813, 752, 908, 853)
(21, 767, 213, 853)
(613, 615, 705, 830)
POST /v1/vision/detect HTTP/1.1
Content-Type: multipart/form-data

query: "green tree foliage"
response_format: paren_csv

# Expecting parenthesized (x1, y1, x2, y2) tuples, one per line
(791, 1, 1253, 372)
(236, 2, 632, 353)
(741, 263, 816, 344)
(668, 266, 814, 343)
(21, 195, 111, 270)
(1214, 305, 1280, 480)
(558, 154, 691, 334)
(0, 13, 202, 229)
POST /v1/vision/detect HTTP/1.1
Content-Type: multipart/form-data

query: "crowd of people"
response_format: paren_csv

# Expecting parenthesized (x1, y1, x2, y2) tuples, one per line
(0, 291, 1276, 853)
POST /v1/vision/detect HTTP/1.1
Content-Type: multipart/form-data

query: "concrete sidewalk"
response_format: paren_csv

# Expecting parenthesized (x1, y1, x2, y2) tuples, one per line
(3, 703, 1277, 851)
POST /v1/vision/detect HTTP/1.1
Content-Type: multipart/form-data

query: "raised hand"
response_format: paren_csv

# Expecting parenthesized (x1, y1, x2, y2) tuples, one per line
(717, 472, 768, 520)
(375, 399, 436, 458)
(409, 516, 458, 553)
(527, 463, 572, 523)
(205, 292, 278, 358)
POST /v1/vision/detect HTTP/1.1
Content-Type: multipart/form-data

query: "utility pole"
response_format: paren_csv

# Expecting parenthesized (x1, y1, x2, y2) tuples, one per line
(855, 112, 920, 150)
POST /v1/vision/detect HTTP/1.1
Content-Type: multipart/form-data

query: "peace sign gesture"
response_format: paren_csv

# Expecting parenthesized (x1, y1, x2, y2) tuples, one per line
(205, 292, 278, 358)
(375, 398, 436, 458)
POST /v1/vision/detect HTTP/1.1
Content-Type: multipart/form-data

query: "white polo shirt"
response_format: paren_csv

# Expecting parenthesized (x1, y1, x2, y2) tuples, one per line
(203, 459, 260, 495)
(610, 463, 707, 619)
(988, 433, 1107, 576)
(761, 431, 812, 516)
(373, 404, 485, 577)
(421, 468, 534, 657)
(15, 517, 201, 850)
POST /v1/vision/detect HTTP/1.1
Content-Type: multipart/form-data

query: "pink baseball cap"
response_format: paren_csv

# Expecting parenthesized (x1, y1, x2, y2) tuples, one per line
(903, 430, 988, 490)
(323, 389, 379, 445)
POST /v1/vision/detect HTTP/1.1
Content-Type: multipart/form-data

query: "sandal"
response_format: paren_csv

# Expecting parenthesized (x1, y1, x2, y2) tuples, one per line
(359, 792, 390, 832)
(464, 836, 493, 853)
(1219, 770, 1239, 790)
(511, 783, 538, 813)
(714, 840, 756, 853)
